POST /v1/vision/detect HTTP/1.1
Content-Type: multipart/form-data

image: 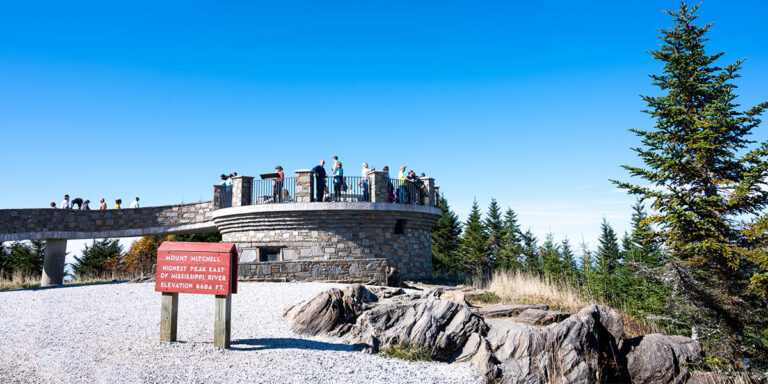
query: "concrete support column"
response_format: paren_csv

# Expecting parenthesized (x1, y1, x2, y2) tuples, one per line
(40, 239, 67, 286)
(370, 171, 389, 203)
(294, 170, 313, 203)
(231, 176, 254, 207)
(420, 177, 435, 206)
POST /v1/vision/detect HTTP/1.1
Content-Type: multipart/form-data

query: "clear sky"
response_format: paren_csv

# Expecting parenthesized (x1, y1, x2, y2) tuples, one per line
(1, 1, 767, 258)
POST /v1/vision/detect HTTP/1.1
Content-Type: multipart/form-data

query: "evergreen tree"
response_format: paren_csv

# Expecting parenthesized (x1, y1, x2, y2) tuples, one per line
(431, 197, 463, 272)
(72, 239, 123, 278)
(520, 229, 540, 274)
(6, 241, 44, 276)
(628, 200, 665, 268)
(560, 237, 577, 282)
(595, 219, 620, 298)
(0, 243, 8, 278)
(612, 3, 768, 361)
(485, 198, 504, 263)
(498, 208, 523, 270)
(579, 239, 597, 296)
(539, 233, 562, 278)
(460, 200, 491, 277)
(612, 2, 768, 288)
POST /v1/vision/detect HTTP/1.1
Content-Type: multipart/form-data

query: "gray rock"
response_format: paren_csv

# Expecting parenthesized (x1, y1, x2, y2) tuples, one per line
(514, 309, 570, 326)
(473, 304, 549, 318)
(283, 284, 377, 336)
(349, 295, 487, 361)
(620, 333, 703, 384)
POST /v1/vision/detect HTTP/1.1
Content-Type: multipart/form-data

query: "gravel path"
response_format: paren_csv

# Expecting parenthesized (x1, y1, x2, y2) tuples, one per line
(0, 282, 481, 384)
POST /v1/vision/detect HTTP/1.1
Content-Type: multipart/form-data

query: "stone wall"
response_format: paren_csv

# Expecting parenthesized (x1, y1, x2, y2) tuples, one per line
(238, 258, 387, 284)
(0, 201, 216, 242)
(214, 202, 439, 280)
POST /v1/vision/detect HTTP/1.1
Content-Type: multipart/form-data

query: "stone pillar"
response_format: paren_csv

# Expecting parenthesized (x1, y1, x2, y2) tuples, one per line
(434, 186, 440, 205)
(213, 184, 225, 209)
(231, 176, 254, 207)
(370, 171, 389, 203)
(420, 177, 435, 206)
(294, 170, 314, 203)
(40, 239, 67, 286)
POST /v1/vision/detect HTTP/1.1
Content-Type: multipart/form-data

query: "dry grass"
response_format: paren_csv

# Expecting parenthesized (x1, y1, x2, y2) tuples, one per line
(483, 270, 666, 338)
(0, 271, 136, 291)
(484, 270, 593, 313)
(688, 371, 755, 384)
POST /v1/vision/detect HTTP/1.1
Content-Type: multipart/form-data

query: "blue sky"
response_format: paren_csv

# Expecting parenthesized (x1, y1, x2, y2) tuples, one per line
(1, 1, 767, 257)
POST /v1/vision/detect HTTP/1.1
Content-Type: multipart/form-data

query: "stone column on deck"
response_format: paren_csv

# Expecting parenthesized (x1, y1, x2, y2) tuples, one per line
(370, 171, 389, 203)
(231, 176, 254, 207)
(420, 177, 435, 206)
(294, 170, 314, 203)
(40, 239, 67, 286)
(213, 184, 225, 209)
(434, 186, 440, 206)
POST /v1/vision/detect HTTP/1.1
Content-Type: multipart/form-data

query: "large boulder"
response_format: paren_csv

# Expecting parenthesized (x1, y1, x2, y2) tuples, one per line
(283, 284, 378, 336)
(473, 304, 549, 318)
(619, 334, 703, 384)
(514, 309, 570, 326)
(349, 295, 487, 361)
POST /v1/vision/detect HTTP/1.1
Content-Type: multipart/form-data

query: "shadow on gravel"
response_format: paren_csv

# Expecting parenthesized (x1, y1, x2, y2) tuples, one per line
(230, 338, 364, 352)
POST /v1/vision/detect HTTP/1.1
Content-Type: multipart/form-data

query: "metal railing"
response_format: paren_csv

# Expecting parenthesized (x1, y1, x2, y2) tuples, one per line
(218, 185, 233, 208)
(326, 175, 368, 202)
(390, 177, 428, 205)
(252, 177, 296, 204)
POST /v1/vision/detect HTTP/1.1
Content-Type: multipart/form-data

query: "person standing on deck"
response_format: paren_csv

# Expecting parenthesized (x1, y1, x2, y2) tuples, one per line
(311, 160, 327, 202)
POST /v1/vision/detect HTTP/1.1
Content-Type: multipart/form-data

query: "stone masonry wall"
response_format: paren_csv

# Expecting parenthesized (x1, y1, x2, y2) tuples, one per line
(239, 258, 387, 284)
(0, 201, 216, 242)
(215, 205, 438, 280)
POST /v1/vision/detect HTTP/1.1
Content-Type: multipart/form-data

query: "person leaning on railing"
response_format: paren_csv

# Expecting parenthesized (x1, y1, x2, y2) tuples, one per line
(333, 162, 344, 202)
(360, 162, 374, 202)
(273, 165, 284, 202)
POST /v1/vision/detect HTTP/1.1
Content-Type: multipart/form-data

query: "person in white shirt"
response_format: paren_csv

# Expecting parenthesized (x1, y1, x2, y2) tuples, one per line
(361, 163, 375, 202)
(130, 197, 140, 208)
(60, 194, 70, 209)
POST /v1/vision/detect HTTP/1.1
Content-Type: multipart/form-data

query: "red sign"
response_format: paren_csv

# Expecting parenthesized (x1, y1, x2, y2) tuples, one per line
(155, 242, 238, 295)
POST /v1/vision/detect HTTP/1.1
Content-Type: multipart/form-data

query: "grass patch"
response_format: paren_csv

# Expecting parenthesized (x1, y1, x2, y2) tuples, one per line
(473, 291, 502, 304)
(381, 342, 432, 362)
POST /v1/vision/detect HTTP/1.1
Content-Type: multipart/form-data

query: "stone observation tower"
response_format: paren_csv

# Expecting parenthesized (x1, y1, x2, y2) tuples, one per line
(0, 170, 441, 286)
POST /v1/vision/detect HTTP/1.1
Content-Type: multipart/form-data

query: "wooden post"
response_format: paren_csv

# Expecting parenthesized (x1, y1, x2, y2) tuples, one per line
(160, 292, 179, 342)
(214, 294, 232, 349)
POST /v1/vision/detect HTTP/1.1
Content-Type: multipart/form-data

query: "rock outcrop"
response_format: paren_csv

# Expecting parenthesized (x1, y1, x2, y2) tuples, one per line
(285, 285, 703, 384)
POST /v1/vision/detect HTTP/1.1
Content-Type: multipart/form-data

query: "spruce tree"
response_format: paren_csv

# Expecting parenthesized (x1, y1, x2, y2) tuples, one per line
(539, 233, 562, 278)
(628, 200, 664, 268)
(498, 208, 523, 270)
(596, 219, 620, 298)
(460, 200, 491, 277)
(520, 230, 540, 274)
(485, 198, 504, 262)
(431, 196, 463, 273)
(612, 2, 768, 286)
(612, 3, 768, 361)
(6, 241, 44, 276)
(560, 237, 577, 282)
(72, 239, 123, 278)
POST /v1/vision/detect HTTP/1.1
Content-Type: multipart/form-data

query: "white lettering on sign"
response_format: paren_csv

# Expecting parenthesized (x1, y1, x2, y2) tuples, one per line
(160, 282, 194, 289)
(164, 255, 188, 262)
(161, 265, 186, 272)
(208, 266, 225, 273)
(207, 275, 226, 281)
(189, 256, 222, 263)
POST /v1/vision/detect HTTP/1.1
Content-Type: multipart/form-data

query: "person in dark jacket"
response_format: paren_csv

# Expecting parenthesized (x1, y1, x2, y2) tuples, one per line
(311, 160, 327, 202)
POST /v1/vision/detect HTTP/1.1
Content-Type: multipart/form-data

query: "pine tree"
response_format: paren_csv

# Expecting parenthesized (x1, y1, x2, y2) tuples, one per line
(628, 200, 664, 268)
(485, 198, 504, 263)
(431, 197, 463, 273)
(579, 239, 597, 297)
(460, 200, 491, 277)
(72, 239, 123, 278)
(520, 230, 539, 274)
(498, 208, 523, 270)
(0, 243, 8, 278)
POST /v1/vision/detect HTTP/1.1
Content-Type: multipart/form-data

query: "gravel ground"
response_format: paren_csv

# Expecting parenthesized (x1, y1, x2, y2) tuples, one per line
(0, 282, 481, 384)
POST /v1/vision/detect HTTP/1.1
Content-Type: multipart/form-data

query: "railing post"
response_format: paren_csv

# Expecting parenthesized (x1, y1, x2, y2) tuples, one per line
(231, 176, 254, 207)
(420, 177, 435, 206)
(370, 171, 389, 203)
(213, 185, 224, 209)
(294, 170, 314, 203)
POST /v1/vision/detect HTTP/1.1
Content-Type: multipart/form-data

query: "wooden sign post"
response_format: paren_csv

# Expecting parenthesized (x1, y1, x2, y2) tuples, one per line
(155, 242, 238, 349)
